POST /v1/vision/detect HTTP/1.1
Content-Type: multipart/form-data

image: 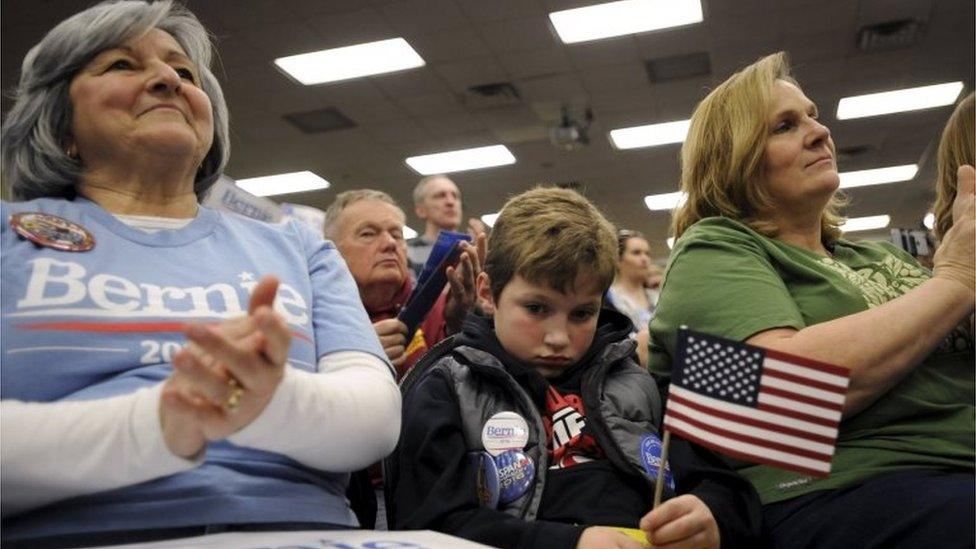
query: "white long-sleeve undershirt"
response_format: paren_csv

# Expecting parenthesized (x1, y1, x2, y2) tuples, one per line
(0, 350, 400, 518)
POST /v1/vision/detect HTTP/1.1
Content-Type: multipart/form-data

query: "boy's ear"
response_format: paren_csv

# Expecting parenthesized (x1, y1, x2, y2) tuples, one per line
(476, 272, 495, 315)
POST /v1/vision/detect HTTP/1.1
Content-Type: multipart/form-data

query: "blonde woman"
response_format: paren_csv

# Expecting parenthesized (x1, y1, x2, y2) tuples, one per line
(606, 230, 657, 366)
(649, 52, 974, 548)
(932, 92, 975, 240)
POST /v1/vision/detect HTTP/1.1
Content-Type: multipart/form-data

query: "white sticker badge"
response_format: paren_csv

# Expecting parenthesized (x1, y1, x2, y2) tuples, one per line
(481, 411, 530, 456)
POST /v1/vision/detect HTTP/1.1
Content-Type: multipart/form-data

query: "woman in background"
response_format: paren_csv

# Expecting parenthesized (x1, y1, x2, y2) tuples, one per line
(1, 1, 398, 546)
(606, 230, 657, 366)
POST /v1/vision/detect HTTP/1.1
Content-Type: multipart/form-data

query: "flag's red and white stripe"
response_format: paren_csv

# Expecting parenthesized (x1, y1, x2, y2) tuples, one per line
(665, 348, 849, 478)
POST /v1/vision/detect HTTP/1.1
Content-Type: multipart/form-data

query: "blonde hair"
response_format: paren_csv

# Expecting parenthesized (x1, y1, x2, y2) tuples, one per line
(485, 187, 617, 299)
(932, 92, 975, 240)
(672, 52, 845, 242)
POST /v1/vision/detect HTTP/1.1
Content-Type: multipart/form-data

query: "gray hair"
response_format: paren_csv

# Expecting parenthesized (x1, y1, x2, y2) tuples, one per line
(412, 174, 459, 206)
(1, 0, 230, 201)
(323, 189, 405, 240)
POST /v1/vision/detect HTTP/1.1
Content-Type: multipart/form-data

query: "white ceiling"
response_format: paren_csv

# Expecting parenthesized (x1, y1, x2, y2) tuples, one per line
(2, 0, 973, 258)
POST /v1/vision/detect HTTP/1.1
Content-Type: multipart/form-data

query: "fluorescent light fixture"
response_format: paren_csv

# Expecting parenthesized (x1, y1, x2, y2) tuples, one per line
(644, 191, 687, 211)
(274, 38, 425, 85)
(481, 212, 500, 228)
(402, 226, 418, 239)
(666, 237, 675, 249)
(923, 213, 935, 230)
(839, 164, 918, 189)
(836, 82, 964, 120)
(406, 145, 516, 175)
(610, 119, 691, 149)
(550, 0, 703, 44)
(840, 215, 890, 233)
(236, 171, 330, 197)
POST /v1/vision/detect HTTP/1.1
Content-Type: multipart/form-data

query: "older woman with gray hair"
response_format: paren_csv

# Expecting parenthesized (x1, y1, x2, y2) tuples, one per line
(0, 1, 399, 545)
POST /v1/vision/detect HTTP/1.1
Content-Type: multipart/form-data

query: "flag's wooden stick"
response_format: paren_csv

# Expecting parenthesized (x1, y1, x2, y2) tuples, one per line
(652, 430, 672, 508)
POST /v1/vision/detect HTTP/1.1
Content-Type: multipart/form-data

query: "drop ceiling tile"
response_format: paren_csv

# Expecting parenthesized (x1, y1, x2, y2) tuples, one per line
(304, 8, 398, 47)
(189, 0, 297, 31)
(565, 37, 642, 68)
(497, 48, 572, 79)
(378, 0, 468, 35)
(711, 11, 782, 44)
(288, 0, 376, 17)
(516, 73, 588, 103)
(478, 17, 560, 54)
(367, 118, 432, 144)
(240, 19, 325, 58)
(635, 25, 711, 59)
(407, 28, 494, 63)
(456, 0, 545, 22)
(373, 69, 451, 98)
(419, 112, 489, 135)
(781, 30, 851, 64)
(588, 88, 655, 114)
(579, 62, 649, 93)
(396, 91, 466, 117)
(474, 106, 544, 131)
(433, 56, 511, 91)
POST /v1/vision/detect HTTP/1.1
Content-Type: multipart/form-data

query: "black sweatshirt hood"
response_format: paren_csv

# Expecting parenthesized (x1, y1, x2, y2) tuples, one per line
(454, 307, 636, 405)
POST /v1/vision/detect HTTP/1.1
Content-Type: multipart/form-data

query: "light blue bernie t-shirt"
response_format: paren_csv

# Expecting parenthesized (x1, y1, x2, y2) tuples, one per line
(1, 196, 387, 539)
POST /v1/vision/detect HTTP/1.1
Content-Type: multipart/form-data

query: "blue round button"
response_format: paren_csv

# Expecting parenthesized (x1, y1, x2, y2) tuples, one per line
(494, 450, 535, 504)
(640, 434, 675, 491)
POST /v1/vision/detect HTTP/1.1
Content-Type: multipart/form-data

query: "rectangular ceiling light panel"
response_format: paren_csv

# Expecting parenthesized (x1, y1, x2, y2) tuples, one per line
(550, 0, 703, 44)
(275, 38, 425, 85)
(610, 119, 691, 149)
(836, 82, 964, 119)
(406, 145, 516, 175)
(644, 191, 687, 211)
(236, 171, 330, 197)
(838, 164, 918, 189)
(480, 213, 500, 228)
(840, 215, 891, 233)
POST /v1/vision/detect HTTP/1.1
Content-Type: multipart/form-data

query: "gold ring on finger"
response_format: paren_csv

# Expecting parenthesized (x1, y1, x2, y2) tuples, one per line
(224, 378, 245, 411)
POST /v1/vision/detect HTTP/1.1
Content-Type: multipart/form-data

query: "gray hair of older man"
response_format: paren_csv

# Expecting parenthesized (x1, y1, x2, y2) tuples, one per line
(412, 174, 459, 206)
(323, 189, 406, 240)
(1, 0, 230, 201)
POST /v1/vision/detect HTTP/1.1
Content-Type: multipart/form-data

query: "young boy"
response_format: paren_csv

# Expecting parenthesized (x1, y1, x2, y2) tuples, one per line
(391, 188, 761, 548)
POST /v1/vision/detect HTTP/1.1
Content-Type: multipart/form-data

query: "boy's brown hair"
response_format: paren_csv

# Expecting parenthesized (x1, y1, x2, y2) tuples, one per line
(485, 187, 617, 299)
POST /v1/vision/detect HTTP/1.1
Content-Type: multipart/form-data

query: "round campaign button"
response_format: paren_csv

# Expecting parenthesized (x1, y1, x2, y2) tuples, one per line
(639, 434, 675, 491)
(9, 212, 94, 252)
(481, 411, 530, 456)
(494, 450, 535, 504)
(470, 451, 500, 508)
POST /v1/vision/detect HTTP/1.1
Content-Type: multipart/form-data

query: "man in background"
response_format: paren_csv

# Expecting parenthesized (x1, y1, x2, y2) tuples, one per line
(324, 189, 479, 377)
(325, 189, 482, 530)
(408, 175, 488, 274)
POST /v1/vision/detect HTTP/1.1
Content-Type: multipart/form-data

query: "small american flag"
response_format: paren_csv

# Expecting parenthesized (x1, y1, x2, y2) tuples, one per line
(664, 328, 850, 477)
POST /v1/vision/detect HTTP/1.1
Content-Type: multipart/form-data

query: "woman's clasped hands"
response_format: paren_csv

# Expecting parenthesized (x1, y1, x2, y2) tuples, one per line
(160, 275, 292, 458)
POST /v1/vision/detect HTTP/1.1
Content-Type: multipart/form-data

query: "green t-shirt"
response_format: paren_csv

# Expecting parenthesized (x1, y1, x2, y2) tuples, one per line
(649, 217, 974, 504)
